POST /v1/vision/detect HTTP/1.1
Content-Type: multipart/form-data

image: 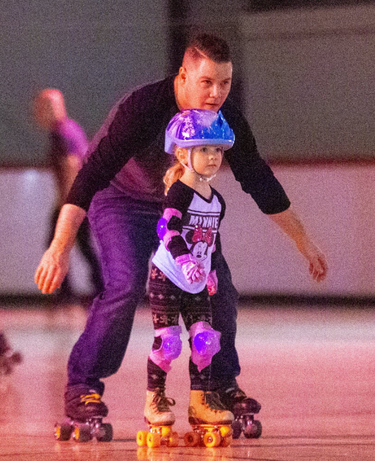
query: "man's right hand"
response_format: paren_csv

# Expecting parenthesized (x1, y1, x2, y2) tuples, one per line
(34, 244, 70, 294)
(34, 203, 87, 294)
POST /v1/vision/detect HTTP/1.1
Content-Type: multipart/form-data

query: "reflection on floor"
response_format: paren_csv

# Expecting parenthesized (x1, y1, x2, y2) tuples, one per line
(1, 302, 375, 460)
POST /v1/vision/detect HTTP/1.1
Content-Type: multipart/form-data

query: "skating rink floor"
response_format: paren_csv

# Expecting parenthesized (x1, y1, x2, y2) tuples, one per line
(1, 300, 374, 460)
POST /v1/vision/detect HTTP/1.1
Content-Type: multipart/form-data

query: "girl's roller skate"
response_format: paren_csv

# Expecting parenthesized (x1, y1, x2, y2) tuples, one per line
(218, 386, 262, 439)
(183, 390, 234, 448)
(54, 386, 113, 442)
(137, 389, 179, 448)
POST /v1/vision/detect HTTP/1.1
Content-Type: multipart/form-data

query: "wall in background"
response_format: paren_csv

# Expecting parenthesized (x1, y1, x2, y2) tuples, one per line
(0, 1, 168, 165)
(240, 4, 375, 161)
(1, 163, 374, 298)
(216, 162, 375, 297)
(2, 3, 375, 165)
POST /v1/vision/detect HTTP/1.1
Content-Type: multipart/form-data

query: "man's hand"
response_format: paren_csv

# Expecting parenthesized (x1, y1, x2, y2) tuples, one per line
(296, 237, 328, 282)
(269, 207, 328, 282)
(34, 203, 86, 294)
(34, 244, 70, 293)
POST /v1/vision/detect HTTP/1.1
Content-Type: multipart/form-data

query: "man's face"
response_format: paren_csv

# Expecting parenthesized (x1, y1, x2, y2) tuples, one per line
(179, 58, 232, 112)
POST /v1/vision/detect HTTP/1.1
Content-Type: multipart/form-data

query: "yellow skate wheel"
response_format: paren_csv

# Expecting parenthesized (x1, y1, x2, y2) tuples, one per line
(54, 422, 72, 441)
(147, 431, 161, 448)
(73, 424, 91, 443)
(184, 431, 200, 447)
(203, 430, 221, 448)
(55, 425, 61, 440)
(221, 434, 233, 447)
(168, 431, 179, 447)
(161, 426, 172, 438)
(219, 425, 233, 438)
(136, 430, 148, 447)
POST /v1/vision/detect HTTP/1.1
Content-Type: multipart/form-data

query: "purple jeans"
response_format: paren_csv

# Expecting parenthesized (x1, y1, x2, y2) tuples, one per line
(67, 184, 240, 395)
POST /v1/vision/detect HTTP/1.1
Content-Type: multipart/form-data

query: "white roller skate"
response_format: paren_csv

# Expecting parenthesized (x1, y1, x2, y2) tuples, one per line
(184, 390, 234, 447)
(137, 389, 179, 448)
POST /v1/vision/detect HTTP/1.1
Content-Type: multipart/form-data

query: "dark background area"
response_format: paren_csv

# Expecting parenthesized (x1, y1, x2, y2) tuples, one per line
(1, 0, 375, 166)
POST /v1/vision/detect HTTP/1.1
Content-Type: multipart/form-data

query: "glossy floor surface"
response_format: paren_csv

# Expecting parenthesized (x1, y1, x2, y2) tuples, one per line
(1, 301, 374, 460)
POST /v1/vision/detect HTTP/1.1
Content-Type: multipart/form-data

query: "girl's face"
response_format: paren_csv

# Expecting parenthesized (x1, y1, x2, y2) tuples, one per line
(191, 145, 224, 177)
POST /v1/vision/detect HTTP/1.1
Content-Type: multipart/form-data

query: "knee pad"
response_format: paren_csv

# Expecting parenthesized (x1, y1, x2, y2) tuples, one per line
(189, 321, 221, 372)
(149, 325, 182, 372)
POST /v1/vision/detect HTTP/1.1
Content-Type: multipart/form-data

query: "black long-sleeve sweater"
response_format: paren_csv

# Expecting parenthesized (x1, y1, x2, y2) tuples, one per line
(66, 75, 290, 214)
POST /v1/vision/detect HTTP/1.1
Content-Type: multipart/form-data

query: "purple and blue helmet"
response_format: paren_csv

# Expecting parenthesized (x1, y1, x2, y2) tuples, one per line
(165, 109, 235, 154)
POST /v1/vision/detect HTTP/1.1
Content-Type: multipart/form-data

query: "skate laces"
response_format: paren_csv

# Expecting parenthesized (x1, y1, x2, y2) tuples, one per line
(152, 391, 176, 413)
(80, 393, 102, 405)
(205, 391, 226, 411)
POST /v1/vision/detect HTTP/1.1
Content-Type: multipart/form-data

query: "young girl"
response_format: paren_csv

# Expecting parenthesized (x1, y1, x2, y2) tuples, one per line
(144, 109, 235, 429)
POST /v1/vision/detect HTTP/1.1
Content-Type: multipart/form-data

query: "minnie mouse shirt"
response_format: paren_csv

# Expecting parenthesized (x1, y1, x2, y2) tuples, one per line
(152, 180, 226, 294)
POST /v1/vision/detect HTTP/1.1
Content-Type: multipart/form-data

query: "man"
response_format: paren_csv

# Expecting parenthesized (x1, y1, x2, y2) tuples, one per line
(35, 34, 327, 424)
(34, 89, 103, 302)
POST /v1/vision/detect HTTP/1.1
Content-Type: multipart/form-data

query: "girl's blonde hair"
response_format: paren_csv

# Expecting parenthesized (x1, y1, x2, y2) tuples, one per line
(163, 152, 185, 195)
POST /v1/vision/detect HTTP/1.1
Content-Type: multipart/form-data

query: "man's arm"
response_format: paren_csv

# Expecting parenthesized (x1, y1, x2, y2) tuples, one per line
(268, 207, 328, 282)
(222, 101, 327, 281)
(34, 204, 86, 293)
(56, 154, 82, 207)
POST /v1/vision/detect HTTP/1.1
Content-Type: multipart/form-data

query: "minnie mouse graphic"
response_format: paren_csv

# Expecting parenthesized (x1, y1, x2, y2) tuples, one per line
(185, 225, 215, 263)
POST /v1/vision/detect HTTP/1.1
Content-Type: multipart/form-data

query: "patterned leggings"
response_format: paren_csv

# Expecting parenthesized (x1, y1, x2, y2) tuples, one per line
(147, 264, 213, 391)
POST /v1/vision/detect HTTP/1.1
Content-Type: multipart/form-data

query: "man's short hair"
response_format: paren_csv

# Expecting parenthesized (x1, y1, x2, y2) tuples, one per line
(184, 33, 231, 64)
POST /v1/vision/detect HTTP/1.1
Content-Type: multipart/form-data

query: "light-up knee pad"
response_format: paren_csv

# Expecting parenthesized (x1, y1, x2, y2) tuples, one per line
(149, 325, 182, 372)
(189, 321, 221, 372)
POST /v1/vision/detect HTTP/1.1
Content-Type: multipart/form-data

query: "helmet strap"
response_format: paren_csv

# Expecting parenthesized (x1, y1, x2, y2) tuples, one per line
(179, 148, 217, 182)
(199, 173, 216, 182)
(187, 148, 194, 171)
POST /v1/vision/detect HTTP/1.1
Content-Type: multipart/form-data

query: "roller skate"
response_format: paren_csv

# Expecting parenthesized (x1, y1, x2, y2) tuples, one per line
(0, 333, 22, 377)
(54, 386, 113, 442)
(137, 389, 179, 448)
(217, 386, 262, 439)
(183, 390, 234, 447)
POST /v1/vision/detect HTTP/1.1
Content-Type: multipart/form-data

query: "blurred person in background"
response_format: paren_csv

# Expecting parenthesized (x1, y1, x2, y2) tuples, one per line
(33, 89, 103, 304)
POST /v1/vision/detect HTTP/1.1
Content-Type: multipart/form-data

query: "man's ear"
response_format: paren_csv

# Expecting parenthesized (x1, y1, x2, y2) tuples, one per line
(178, 66, 187, 83)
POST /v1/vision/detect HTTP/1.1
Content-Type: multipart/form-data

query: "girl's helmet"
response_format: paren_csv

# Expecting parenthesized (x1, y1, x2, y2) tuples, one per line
(165, 109, 235, 154)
